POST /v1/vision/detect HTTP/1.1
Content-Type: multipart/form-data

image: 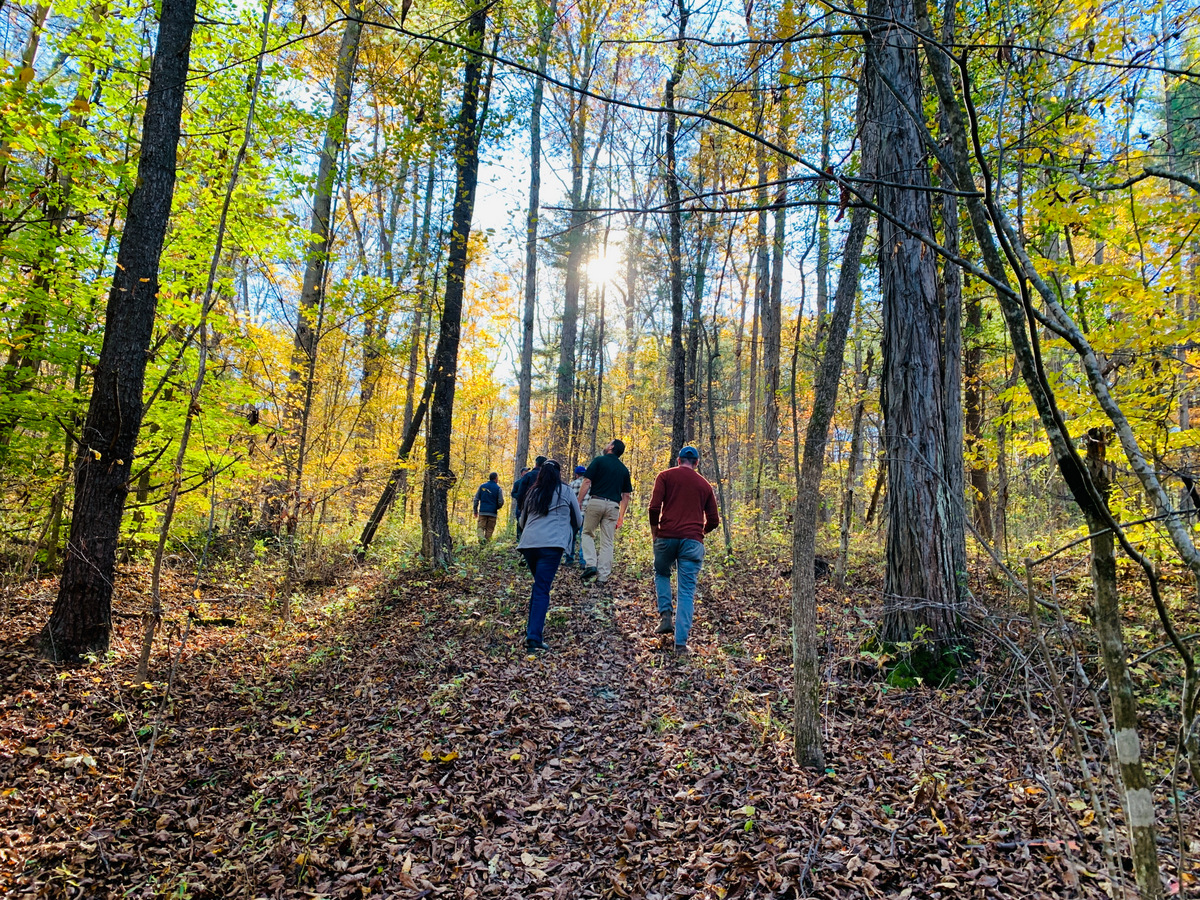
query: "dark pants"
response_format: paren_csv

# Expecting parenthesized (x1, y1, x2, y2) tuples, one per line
(521, 547, 563, 643)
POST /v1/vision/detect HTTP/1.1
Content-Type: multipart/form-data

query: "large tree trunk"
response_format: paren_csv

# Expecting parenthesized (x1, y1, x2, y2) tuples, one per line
(420, 2, 487, 566)
(665, 1, 689, 462)
(39, 0, 197, 662)
(792, 76, 878, 768)
(516, 0, 556, 480)
(871, 0, 962, 646)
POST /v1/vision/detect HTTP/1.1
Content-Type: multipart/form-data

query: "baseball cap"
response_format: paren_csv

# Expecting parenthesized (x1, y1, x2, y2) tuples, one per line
(574, 465, 587, 475)
(678, 446, 700, 460)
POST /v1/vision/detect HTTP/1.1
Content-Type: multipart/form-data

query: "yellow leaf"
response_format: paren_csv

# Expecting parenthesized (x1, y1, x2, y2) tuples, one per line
(931, 809, 948, 835)
(420, 748, 433, 762)
(193, 589, 201, 599)
(1080, 808, 1095, 827)
(510, 752, 521, 761)
(439, 751, 460, 764)
(17, 66, 35, 84)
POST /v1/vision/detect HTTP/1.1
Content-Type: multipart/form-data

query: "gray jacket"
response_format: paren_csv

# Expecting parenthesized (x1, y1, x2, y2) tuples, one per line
(517, 483, 582, 553)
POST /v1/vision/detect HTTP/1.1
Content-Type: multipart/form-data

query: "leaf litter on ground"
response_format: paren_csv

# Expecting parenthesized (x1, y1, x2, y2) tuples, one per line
(0, 551, 1152, 897)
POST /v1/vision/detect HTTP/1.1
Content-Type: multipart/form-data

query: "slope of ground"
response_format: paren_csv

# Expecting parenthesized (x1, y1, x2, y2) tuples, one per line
(1, 548, 1115, 898)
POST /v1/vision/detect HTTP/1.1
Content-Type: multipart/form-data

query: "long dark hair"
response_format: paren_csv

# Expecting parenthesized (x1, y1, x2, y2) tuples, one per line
(527, 459, 564, 517)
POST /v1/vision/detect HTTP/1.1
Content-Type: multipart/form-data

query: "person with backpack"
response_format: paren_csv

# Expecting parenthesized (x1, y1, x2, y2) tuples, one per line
(472, 472, 504, 543)
(516, 460, 581, 652)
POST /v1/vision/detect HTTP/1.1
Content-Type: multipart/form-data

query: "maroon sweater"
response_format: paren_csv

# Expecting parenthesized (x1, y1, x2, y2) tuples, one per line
(648, 465, 720, 541)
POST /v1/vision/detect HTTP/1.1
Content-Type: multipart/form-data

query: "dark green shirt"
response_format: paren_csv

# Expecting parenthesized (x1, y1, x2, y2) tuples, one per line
(584, 453, 632, 504)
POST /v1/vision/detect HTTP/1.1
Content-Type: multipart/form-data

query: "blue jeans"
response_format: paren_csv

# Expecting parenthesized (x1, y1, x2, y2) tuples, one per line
(521, 547, 563, 643)
(654, 538, 705, 645)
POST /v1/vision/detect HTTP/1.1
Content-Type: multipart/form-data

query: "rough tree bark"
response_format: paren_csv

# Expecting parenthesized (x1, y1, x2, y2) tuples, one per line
(420, 1, 487, 566)
(870, 0, 962, 645)
(39, 0, 197, 662)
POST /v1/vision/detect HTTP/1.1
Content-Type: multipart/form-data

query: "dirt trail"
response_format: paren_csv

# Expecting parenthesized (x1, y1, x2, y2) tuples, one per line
(2, 554, 1106, 898)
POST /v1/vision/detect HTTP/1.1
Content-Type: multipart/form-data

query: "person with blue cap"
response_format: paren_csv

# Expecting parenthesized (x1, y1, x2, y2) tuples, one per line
(647, 445, 720, 654)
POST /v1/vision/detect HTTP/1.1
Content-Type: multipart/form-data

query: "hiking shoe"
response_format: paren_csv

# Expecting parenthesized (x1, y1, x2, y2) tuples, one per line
(581, 566, 598, 582)
(673, 643, 690, 656)
(655, 613, 674, 635)
(525, 639, 549, 652)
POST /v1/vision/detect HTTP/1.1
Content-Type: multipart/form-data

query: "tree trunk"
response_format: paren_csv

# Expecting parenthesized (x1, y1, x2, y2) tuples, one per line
(763, 0, 795, 506)
(838, 344, 873, 587)
(665, 1, 689, 463)
(792, 76, 878, 768)
(39, 0, 197, 662)
(516, 0, 555, 479)
(814, 62, 832, 350)
(420, 2, 487, 567)
(1085, 432, 1162, 897)
(686, 210, 715, 443)
(290, 0, 364, 455)
(871, 0, 962, 646)
(397, 155, 438, 518)
(964, 287, 993, 542)
(938, 0, 967, 587)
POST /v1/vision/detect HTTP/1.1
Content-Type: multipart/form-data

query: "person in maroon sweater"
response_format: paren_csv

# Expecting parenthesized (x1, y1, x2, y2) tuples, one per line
(648, 445, 720, 653)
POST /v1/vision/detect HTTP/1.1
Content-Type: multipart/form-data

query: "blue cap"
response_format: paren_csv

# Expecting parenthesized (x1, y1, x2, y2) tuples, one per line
(574, 465, 587, 475)
(678, 446, 699, 460)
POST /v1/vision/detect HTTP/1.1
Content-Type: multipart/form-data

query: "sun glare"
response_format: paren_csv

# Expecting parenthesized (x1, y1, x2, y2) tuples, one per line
(587, 248, 623, 285)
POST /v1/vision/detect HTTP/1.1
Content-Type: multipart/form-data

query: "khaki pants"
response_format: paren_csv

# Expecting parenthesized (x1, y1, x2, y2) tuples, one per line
(581, 497, 620, 579)
(476, 515, 497, 543)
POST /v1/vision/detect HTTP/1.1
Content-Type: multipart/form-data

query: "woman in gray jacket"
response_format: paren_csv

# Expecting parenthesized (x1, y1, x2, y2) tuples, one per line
(517, 460, 582, 652)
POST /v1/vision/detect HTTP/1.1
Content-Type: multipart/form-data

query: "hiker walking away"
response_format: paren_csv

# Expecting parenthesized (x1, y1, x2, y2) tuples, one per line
(566, 465, 589, 567)
(648, 446, 719, 654)
(577, 439, 632, 585)
(472, 472, 504, 543)
(513, 456, 545, 540)
(517, 460, 582, 652)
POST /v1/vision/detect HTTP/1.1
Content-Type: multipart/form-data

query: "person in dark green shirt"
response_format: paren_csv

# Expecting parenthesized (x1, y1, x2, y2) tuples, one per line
(575, 439, 632, 584)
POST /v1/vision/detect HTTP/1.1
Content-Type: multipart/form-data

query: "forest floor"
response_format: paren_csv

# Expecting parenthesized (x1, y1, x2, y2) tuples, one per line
(0, 542, 1167, 898)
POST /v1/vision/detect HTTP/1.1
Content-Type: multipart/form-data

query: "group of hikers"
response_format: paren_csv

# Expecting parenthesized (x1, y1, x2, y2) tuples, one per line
(471, 440, 720, 655)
